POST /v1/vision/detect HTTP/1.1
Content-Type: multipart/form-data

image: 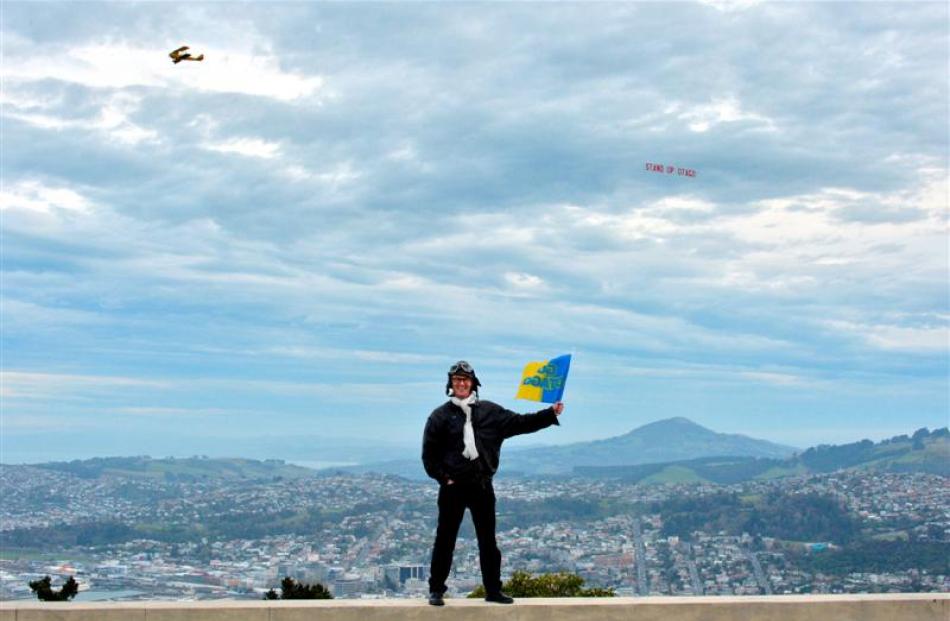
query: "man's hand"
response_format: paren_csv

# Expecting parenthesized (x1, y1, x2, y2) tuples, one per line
(446, 478, 455, 486)
(552, 402, 564, 416)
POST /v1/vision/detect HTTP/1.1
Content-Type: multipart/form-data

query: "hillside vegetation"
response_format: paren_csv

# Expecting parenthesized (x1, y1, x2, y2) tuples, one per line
(35, 456, 317, 482)
(577, 429, 949, 484)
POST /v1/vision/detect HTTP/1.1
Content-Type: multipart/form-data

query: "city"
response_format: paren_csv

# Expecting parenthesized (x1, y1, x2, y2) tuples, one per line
(1, 464, 947, 601)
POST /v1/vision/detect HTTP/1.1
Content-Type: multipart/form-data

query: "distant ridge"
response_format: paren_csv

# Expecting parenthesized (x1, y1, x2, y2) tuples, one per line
(501, 417, 797, 476)
(576, 428, 950, 484)
(333, 416, 797, 479)
(31, 455, 317, 481)
(13, 426, 947, 484)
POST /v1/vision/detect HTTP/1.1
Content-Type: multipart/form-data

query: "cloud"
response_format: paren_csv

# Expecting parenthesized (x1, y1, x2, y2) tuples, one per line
(1, 180, 93, 214)
(110, 406, 231, 416)
(737, 371, 805, 387)
(866, 326, 948, 353)
(262, 345, 446, 366)
(3, 41, 323, 102)
(1, 91, 160, 145)
(824, 319, 949, 354)
(674, 96, 777, 133)
(503, 272, 544, 289)
(601, 359, 819, 390)
(1, 371, 170, 401)
(697, 0, 764, 12)
(2, 2, 946, 454)
(203, 137, 282, 159)
(0, 414, 97, 430)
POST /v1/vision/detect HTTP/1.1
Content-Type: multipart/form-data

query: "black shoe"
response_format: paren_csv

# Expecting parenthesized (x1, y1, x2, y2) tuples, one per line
(484, 591, 514, 604)
(428, 592, 445, 606)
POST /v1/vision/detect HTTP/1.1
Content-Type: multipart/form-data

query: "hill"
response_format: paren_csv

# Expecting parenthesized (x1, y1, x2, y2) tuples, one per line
(23, 424, 947, 484)
(576, 429, 949, 484)
(333, 417, 797, 479)
(575, 455, 797, 484)
(797, 428, 949, 476)
(33, 455, 318, 482)
(502, 417, 796, 476)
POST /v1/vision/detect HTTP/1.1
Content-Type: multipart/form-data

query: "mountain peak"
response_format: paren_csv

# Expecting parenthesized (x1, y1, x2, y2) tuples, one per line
(621, 417, 712, 438)
(650, 416, 703, 427)
(504, 416, 798, 475)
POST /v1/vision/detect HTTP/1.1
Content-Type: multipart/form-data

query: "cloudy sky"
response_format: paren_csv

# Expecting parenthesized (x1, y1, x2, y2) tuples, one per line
(2, 1, 947, 463)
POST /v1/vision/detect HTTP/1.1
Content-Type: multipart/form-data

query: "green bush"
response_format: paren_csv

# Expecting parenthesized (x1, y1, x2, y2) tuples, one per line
(468, 570, 615, 598)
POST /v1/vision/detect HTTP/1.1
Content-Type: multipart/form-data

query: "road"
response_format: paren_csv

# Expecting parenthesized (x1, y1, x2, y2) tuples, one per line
(745, 549, 772, 595)
(631, 518, 650, 596)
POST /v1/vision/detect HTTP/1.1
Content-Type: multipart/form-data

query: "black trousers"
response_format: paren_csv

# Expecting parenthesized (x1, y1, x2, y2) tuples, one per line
(428, 478, 502, 595)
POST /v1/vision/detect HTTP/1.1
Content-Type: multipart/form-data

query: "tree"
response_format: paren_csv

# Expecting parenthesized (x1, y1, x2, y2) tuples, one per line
(28, 576, 80, 601)
(263, 576, 333, 600)
(468, 571, 614, 598)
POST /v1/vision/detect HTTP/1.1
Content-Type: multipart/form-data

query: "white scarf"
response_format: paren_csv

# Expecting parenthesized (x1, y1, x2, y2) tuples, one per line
(450, 393, 479, 460)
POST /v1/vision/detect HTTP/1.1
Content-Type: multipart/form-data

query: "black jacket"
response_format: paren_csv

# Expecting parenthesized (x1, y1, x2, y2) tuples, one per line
(421, 399, 559, 484)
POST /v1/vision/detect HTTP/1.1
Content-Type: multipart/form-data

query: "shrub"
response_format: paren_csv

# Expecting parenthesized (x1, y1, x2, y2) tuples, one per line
(28, 576, 80, 601)
(263, 576, 333, 599)
(468, 570, 615, 598)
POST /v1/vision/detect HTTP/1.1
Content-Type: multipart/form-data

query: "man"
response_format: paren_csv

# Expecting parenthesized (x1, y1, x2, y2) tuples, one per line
(422, 360, 564, 606)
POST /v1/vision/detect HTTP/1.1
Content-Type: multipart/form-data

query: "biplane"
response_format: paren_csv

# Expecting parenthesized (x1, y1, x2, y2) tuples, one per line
(169, 46, 204, 64)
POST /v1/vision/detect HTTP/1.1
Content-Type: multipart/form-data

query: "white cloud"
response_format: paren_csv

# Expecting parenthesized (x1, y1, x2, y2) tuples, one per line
(180, 377, 434, 403)
(697, 0, 764, 13)
(282, 165, 312, 181)
(378, 274, 429, 291)
(647, 196, 717, 213)
(97, 93, 160, 144)
(351, 350, 445, 364)
(178, 50, 323, 102)
(262, 345, 443, 366)
(203, 137, 281, 159)
(825, 319, 949, 353)
(2, 42, 323, 102)
(675, 96, 777, 133)
(386, 143, 418, 162)
(866, 326, 949, 352)
(0, 414, 92, 430)
(111, 406, 231, 416)
(671, 168, 948, 295)
(504, 272, 544, 289)
(316, 162, 362, 187)
(0, 181, 92, 214)
(1, 300, 106, 333)
(1, 3, 945, 452)
(3, 90, 159, 144)
(738, 371, 805, 387)
(279, 161, 361, 187)
(1, 371, 170, 401)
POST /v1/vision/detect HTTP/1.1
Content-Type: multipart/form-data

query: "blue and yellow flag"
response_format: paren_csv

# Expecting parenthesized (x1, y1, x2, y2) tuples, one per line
(515, 354, 571, 403)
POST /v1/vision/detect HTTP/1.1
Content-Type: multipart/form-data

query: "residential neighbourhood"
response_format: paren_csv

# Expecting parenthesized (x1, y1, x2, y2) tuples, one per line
(1, 466, 947, 600)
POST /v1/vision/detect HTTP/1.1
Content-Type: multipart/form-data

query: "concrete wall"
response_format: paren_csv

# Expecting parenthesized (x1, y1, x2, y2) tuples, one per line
(1, 594, 947, 621)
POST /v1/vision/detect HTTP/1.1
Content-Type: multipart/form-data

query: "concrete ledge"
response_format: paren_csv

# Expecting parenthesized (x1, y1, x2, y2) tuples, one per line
(1, 594, 947, 621)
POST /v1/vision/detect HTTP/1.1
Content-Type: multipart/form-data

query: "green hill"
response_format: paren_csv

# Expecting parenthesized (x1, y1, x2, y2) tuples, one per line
(799, 429, 949, 476)
(576, 430, 949, 484)
(34, 455, 318, 481)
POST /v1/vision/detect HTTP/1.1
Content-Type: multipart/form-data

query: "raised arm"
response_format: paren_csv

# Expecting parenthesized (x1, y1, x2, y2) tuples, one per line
(499, 402, 562, 439)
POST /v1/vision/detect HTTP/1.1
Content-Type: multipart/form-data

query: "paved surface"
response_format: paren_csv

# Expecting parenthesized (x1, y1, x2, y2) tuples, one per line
(2, 594, 948, 621)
